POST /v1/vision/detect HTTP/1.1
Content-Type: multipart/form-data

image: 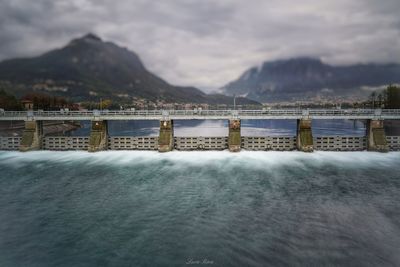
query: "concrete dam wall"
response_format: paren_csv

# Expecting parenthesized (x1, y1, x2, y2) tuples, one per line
(1, 135, 399, 151)
(1, 109, 400, 152)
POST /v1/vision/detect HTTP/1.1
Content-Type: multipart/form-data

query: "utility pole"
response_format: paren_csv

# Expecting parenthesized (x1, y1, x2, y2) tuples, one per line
(233, 94, 236, 110)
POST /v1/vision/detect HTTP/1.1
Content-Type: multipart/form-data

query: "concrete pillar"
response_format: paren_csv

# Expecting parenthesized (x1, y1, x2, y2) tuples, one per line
(88, 120, 108, 152)
(228, 119, 241, 152)
(158, 120, 174, 152)
(297, 119, 314, 152)
(366, 119, 388, 152)
(19, 120, 43, 152)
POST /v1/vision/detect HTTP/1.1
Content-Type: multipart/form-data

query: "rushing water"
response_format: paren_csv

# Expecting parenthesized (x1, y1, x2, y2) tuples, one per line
(1, 151, 400, 266)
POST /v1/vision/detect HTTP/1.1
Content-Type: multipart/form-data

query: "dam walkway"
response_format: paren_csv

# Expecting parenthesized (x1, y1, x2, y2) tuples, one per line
(1, 108, 400, 121)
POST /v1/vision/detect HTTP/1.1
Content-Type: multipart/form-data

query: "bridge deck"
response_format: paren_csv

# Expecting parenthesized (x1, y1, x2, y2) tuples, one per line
(1, 109, 400, 121)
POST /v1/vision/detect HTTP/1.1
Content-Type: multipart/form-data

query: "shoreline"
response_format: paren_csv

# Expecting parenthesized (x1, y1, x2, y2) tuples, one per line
(0, 121, 81, 137)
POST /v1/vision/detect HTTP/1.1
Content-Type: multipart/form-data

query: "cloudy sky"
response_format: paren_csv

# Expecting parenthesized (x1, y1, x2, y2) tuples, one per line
(0, 0, 399, 92)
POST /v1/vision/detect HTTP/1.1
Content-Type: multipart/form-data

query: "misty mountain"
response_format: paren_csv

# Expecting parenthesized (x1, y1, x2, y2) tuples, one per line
(0, 33, 257, 105)
(222, 57, 400, 103)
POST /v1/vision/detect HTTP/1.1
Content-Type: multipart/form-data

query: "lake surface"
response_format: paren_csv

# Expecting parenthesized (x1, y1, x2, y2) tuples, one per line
(1, 151, 400, 266)
(66, 119, 367, 137)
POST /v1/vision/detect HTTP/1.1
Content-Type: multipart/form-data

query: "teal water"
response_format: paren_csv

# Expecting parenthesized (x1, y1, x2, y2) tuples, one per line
(0, 151, 400, 266)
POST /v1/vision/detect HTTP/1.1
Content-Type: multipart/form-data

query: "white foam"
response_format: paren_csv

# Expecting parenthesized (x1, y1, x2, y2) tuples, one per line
(0, 151, 399, 170)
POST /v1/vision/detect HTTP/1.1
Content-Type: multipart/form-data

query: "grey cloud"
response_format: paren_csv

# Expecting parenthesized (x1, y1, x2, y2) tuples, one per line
(0, 0, 399, 92)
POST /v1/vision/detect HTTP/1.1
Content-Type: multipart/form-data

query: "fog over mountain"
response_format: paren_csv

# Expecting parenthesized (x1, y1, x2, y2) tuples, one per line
(222, 57, 400, 103)
(0, 34, 258, 105)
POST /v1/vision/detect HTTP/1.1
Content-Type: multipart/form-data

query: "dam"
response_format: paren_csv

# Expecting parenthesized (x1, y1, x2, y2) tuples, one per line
(0, 109, 400, 152)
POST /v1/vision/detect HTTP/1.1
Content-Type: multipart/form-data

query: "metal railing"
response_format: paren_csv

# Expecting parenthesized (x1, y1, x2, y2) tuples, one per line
(1, 109, 400, 119)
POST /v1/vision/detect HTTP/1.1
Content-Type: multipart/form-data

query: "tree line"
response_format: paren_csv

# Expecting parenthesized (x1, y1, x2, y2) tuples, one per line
(368, 84, 400, 109)
(1, 85, 400, 111)
(0, 91, 77, 111)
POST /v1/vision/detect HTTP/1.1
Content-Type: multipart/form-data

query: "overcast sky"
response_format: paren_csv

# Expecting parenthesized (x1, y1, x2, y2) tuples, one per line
(0, 0, 399, 92)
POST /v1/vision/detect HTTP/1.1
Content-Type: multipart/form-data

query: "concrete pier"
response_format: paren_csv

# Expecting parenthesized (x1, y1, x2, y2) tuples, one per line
(366, 119, 388, 152)
(88, 120, 108, 152)
(228, 119, 241, 152)
(158, 120, 174, 152)
(297, 119, 314, 152)
(19, 120, 43, 152)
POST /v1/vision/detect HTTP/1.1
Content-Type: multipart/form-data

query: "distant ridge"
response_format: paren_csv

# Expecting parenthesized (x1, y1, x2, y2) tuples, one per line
(0, 33, 258, 105)
(222, 57, 400, 102)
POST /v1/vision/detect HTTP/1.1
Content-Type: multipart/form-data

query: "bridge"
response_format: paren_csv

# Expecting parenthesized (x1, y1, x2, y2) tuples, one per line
(1, 109, 400, 121)
(0, 109, 399, 153)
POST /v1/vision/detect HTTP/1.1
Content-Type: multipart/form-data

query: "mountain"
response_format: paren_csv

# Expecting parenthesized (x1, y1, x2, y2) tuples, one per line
(0, 33, 258, 105)
(222, 57, 400, 103)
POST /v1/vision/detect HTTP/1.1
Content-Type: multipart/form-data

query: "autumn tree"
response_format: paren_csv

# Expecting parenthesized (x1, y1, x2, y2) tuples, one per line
(100, 99, 112, 109)
(386, 84, 400, 109)
(21, 92, 74, 110)
(0, 90, 21, 110)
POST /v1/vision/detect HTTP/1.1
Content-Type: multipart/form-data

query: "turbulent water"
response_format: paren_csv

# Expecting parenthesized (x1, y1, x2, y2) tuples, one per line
(1, 151, 400, 267)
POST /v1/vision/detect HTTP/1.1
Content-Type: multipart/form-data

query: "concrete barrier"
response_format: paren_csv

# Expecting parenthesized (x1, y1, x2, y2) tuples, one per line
(174, 137, 228, 150)
(43, 136, 89, 150)
(366, 119, 388, 152)
(19, 121, 43, 152)
(0, 137, 22, 150)
(314, 136, 366, 151)
(158, 120, 174, 152)
(228, 119, 241, 152)
(387, 136, 400, 151)
(109, 137, 158, 150)
(88, 120, 108, 152)
(297, 119, 313, 152)
(241, 136, 296, 151)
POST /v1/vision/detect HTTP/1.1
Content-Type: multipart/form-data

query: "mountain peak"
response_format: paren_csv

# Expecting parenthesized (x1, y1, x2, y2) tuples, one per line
(81, 33, 102, 41)
(222, 56, 400, 102)
(68, 33, 102, 46)
(0, 33, 261, 105)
